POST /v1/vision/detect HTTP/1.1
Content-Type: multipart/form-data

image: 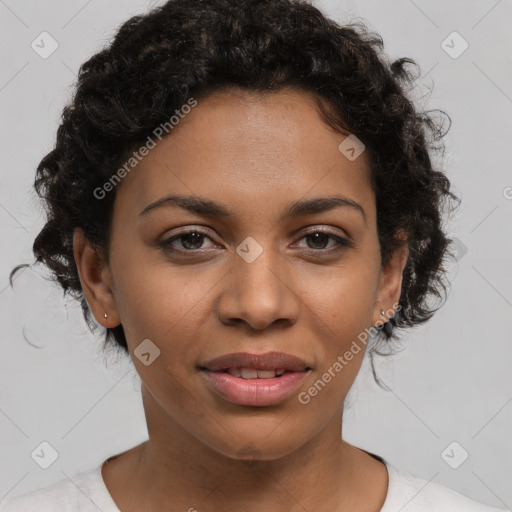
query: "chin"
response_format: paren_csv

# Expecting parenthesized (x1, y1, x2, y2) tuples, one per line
(205, 431, 307, 463)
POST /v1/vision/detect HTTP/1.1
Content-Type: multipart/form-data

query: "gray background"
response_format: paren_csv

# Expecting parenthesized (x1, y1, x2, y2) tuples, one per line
(1, 0, 511, 508)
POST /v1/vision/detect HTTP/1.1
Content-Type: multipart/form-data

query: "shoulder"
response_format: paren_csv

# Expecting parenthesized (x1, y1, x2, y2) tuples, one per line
(0, 477, 77, 512)
(0, 464, 119, 512)
(382, 463, 509, 512)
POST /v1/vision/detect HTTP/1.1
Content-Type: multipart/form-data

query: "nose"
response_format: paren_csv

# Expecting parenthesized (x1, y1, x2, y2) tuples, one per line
(216, 246, 301, 331)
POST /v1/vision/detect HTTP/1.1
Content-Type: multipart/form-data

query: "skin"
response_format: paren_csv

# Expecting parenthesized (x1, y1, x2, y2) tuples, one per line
(73, 87, 408, 512)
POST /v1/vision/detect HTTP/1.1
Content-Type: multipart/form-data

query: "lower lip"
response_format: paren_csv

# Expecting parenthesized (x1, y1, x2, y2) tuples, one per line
(200, 370, 309, 406)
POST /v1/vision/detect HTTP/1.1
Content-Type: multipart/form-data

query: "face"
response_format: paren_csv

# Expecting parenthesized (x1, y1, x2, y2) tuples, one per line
(74, 88, 407, 461)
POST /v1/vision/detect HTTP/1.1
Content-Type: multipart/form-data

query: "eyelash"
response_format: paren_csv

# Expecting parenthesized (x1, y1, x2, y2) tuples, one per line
(160, 227, 354, 256)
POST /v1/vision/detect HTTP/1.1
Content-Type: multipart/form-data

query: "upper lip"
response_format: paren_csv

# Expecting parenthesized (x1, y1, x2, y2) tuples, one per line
(199, 351, 311, 372)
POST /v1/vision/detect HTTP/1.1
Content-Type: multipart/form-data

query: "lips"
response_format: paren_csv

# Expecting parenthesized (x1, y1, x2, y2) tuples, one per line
(199, 351, 311, 373)
(198, 352, 312, 406)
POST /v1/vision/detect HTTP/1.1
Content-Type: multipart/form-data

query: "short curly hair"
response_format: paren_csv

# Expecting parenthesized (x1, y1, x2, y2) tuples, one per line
(10, 0, 458, 363)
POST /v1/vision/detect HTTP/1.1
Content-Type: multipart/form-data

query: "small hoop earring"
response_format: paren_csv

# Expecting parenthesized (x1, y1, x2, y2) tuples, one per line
(380, 310, 385, 316)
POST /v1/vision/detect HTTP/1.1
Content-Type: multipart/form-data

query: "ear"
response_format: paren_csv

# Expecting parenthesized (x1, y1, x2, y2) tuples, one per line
(372, 237, 409, 327)
(73, 227, 121, 328)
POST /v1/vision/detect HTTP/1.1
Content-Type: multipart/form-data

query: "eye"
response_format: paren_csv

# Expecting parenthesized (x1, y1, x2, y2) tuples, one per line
(160, 229, 217, 253)
(294, 228, 354, 254)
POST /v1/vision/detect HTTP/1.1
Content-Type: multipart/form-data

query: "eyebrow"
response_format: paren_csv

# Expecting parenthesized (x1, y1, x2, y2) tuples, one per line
(139, 193, 366, 224)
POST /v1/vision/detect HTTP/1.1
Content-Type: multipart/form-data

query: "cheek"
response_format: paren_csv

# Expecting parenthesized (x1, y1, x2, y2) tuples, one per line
(296, 259, 379, 398)
(112, 249, 215, 344)
(300, 260, 379, 331)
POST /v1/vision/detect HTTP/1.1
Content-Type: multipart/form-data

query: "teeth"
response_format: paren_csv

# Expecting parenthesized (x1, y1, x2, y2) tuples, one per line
(224, 368, 288, 379)
(241, 368, 259, 379)
(256, 370, 276, 379)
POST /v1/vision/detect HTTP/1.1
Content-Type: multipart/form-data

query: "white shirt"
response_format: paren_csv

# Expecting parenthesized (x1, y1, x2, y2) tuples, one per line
(0, 458, 508, 511)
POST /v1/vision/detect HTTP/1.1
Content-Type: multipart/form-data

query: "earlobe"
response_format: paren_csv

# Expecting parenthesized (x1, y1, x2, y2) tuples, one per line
(73, 227, 120, 328)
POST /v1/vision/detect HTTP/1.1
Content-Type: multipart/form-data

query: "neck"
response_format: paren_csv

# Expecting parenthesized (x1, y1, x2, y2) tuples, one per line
(103, 388, 388, 511)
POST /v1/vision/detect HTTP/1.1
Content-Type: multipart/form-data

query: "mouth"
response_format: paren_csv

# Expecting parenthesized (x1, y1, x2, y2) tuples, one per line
(199, 351, 311, 373)
(211, 368, 296, 379)
(198, 352, 312, 406)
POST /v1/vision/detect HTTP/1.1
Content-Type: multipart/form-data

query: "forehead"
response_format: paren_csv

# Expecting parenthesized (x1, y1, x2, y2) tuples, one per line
(113, 88, 375, 223)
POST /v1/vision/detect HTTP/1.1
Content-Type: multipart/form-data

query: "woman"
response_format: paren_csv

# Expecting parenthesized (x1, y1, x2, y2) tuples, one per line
(3, 0, 508, 510)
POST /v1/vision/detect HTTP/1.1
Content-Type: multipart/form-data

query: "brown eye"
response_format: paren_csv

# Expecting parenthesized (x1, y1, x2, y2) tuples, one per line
(177, 232, 207, 250)
(295, 229, 353, 253)
(303, 232, 333, 250)
(160, 229, 217, 253)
